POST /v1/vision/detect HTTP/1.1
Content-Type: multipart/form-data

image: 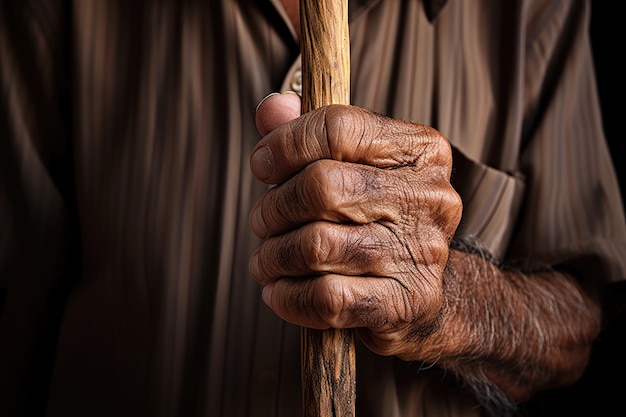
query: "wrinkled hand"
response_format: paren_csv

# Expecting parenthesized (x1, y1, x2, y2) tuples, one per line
(249, 92, 462, 359)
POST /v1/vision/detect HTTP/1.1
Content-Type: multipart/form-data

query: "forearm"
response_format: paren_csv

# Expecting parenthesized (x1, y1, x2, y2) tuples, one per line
(414, 246, 601, 406)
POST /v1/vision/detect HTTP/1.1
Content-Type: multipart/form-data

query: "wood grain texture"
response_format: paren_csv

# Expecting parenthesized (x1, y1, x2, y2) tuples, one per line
(299, 0, 355, 416)
(300, 0, 350, 110)
(301, 328, 356, 417)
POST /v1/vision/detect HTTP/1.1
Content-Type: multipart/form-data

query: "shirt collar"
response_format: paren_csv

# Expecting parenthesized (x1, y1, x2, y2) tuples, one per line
(269, 0, 449, 25)
(349, 0, 449, 22)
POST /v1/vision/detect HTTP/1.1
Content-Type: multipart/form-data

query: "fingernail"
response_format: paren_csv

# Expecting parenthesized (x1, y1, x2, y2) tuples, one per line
(249, 252, 260, 278)
(262, 284, 273, 306)
(251, 146, 273, 180)
(281, 90, 300, 96)
(250, 207, 267, 238)
(256, 92, 279, 112)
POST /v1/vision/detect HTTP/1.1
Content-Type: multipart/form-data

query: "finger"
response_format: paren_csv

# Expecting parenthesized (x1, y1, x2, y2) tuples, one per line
(255, 91, 302, 136)
(250, 104, 451, 184)
(248, 221, 413, 284)
(249, 159, 406, 238)
(250, 156, 462, 241)
(260, 274, 415, 331)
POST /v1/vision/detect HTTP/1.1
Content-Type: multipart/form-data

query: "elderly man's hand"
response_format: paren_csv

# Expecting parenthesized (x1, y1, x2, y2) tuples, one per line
(249, 92, 462, 359)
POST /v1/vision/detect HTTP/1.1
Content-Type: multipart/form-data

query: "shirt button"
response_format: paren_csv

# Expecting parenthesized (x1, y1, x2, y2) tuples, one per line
(290, 69, 302, 95)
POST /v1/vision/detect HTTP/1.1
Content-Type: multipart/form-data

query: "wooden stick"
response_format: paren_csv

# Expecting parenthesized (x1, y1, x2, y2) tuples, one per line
(300, 0, 350, 108)
(299, 1, 355, 416)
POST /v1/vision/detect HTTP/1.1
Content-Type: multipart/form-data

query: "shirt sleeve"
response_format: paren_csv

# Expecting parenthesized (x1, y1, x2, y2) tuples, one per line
(507, 1, 626, 288)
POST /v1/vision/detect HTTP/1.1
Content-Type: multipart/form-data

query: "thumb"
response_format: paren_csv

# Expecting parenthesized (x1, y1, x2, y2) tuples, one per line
(255, 91, 302, 136)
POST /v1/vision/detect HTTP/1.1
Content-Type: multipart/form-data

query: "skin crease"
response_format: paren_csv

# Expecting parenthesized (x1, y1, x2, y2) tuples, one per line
(249, 92, 603, 406)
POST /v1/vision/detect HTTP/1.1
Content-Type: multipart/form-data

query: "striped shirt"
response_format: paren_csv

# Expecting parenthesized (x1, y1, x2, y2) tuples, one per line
(1, 0, 624, 416)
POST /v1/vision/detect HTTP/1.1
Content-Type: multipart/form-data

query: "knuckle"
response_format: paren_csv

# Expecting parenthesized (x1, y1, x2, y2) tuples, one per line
(303, 223, 387, 276)
(432, 185, 463, 240)
(418, 126, 453, 171)
(301, 108, 330, 160)
(304, 161, 377, 223)
(312, 277, 347, 327)
(446, 187, 463, 231)
(253, 240, 285, 282)
(300, 223, 332, 272)
(433, 130, 453, 159)
(324, 105, 369, 161)
(303, 160, 340, 207)
(323, 105, 348, 153)
(260, 195, 285, 235)
(346, 233, 379, 272)
(438, 183, 463, 215)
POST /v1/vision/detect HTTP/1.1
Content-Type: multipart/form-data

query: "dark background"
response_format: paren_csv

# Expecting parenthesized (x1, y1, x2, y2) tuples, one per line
(522, 2, 626, 416)
(592, 1, 624, 203)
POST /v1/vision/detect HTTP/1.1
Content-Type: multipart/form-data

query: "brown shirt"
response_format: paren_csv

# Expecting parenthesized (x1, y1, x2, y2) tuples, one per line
(1, 0, 624, 416)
